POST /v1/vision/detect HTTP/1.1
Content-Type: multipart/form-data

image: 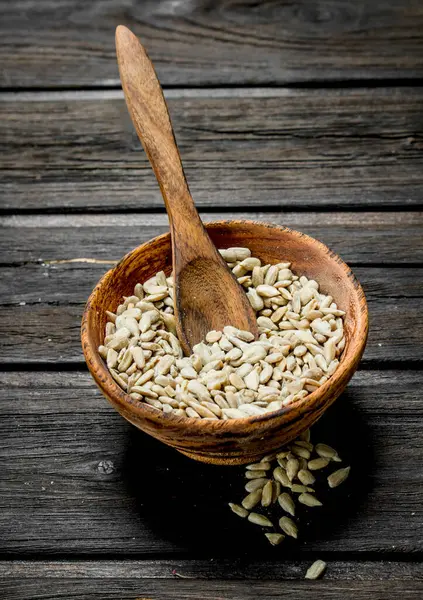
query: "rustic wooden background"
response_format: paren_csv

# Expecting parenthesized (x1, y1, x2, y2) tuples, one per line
(0, 1, 422, 598)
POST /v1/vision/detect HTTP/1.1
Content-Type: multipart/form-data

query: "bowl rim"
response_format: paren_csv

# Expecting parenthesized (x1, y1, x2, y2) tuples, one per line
(81, 219, 369, 433)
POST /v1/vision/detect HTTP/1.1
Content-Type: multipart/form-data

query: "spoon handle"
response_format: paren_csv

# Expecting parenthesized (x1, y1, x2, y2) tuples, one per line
(115, 25, 207, 257)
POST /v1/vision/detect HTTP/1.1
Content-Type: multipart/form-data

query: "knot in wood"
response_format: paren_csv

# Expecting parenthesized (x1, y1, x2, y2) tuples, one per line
(97, 460, 115, 475)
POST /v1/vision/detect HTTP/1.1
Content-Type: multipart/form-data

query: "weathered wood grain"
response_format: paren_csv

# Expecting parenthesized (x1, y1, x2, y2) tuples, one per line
(1, 213, 422, 265)
(0, 370, 422, 555)
(1, 89, 423, 210)
(1, 0, 422, 584)
(1, 560, 422, 600)
(1, 0, 423, 87)
(2, 558, 423, 580)
(1, 558, 422, 580)
(1, 578, 422, 600)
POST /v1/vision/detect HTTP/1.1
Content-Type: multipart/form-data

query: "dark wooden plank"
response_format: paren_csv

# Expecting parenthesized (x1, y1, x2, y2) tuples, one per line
(1, 89, 423, 210)
(1, 1, 423, 87)
(0, 370, 422, 555)
(1, 561, 422, 600)
(2, 213, 422, 265)
(2, 558, 423, 580)
(0, 263, 422, 364)
(1, 578, 422, 600)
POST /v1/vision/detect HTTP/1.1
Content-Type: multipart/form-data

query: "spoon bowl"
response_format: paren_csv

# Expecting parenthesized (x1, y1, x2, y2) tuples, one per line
(81, 220, 368, 465)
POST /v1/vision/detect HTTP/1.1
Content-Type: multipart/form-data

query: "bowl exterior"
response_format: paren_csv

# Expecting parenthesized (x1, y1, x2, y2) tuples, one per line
(81, 220, 368, 465)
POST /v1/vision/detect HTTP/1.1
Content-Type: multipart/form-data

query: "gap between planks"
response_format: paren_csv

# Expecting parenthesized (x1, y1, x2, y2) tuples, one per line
(1, 84, 423, 102)
(2, 212, 421, 228)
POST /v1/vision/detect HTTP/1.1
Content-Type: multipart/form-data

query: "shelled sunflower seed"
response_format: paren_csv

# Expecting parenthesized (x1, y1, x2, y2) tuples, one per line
(305, 559, 327, 580)
(265, 533, 285, 546)
(228, 428, 350, 546)
(99, 248, 345, 419)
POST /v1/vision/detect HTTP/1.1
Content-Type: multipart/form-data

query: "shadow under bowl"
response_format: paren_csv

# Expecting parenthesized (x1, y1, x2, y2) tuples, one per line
(81, 220, 368, 465)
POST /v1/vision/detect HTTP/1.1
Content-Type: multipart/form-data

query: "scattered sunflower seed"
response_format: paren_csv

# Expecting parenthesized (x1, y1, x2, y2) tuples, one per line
(246, 462, 271, 471)
(315, 443, 341, 461)
(246, 470, 268, 480)
(228, 503, 248, 518)
(261, 480, 273, 507)
(328, 466, 351, 488)
(286, 458, 300, 481)
(299, 429, 311, 442)
(290, 445, 311, 459)
(308, 458, 330, 471)
(298, 492, 322, 507)
(278, 492, 296, 516)
(265, 533, 285, 546)
(248, 512, 273, 527)
(297, 469, 316, 486)
(305, 560, 327, 580)
(279, 516, 298, 538)
(245, 478, 268, 492)
(242, 490, 263, 510)
(271, 480, 281, 503)
(291, 484, 314, 494)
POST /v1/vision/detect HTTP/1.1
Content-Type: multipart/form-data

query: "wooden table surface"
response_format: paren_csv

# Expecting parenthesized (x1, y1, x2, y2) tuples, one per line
(1, 1, 422, 598)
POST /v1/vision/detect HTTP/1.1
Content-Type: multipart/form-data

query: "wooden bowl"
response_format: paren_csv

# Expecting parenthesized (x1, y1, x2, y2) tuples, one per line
(81, 220, 368, 465)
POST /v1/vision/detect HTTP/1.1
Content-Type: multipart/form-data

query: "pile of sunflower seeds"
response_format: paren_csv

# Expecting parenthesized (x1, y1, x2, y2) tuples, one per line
(228, 428, 351, 546)
(98, 247, 345, 419)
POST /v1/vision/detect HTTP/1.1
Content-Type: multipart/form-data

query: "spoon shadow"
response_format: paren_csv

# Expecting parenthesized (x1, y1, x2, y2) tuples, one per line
(121, 386, 374, 556)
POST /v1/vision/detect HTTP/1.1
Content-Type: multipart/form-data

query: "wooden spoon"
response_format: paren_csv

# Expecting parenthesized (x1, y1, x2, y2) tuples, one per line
(115, 25, 258, 354)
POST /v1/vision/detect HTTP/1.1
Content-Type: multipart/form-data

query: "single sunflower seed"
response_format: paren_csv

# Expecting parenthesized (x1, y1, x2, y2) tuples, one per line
(242, 489, 263, 510)
(308, 457, 330, 471)
(279, 516, 298, 538)
(297, 469, 316, 486)
(261, 480, 273, 507)
(248, 512, 273, 527)
(290, 445, 311, 459)
(291, 484, 315, 494)
(305, 560, 327, 580)
(245, 478, 268, 492)
(286, 458, 300, 481)
(328, 466, 351, 488)
(265, 533, 285, 546)
(106, 348, 118, 370)
(299, 429, 311, 442)
(278, 492, 296, 516)
(245, 470, 268, 479)
(246, 461, 271, 471)
(298, 492, 322, 507)
(315, 443, 341, 461)
(228, 503, 249, 518)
